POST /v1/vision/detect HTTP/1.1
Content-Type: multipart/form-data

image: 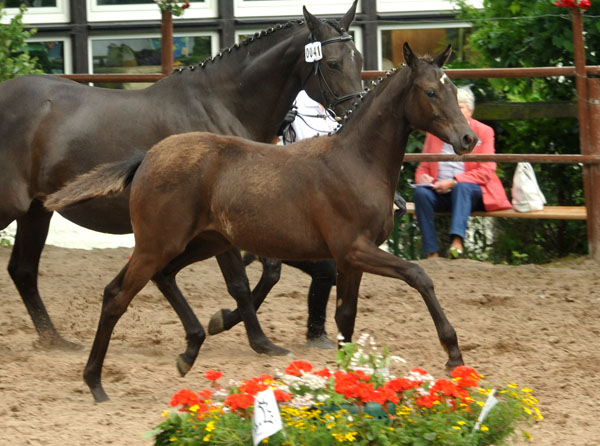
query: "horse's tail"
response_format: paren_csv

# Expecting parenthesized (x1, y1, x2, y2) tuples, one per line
(44, 151, 145, 211)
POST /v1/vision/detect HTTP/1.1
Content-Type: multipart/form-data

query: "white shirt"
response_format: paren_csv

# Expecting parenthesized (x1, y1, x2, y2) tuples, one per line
(437, 142, 465, 180)
(283, 90, 339, 144)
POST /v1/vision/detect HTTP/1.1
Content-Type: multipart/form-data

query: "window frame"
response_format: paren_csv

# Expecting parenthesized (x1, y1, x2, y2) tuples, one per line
(87, 0, 217, 22)
(233, 0, 361, 19)
(376, 0, 482, 14)
(88, 30, 220, 74)
(26, 35, 73, 74)
(1, 0, 69, 24)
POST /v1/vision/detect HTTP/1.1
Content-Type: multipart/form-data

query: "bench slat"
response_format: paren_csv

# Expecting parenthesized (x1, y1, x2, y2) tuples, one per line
(405, 203, 587, 220)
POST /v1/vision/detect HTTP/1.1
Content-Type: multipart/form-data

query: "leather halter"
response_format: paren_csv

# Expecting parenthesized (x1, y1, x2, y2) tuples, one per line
(303, 32, 364, 119)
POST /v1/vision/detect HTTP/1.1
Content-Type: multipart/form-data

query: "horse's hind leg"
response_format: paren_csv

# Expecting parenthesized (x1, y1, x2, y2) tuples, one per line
(83, 254, 162, 402)
(216, 249, 289, 356)
(208, 256, 282, 335)
(7, 201, 80, 350)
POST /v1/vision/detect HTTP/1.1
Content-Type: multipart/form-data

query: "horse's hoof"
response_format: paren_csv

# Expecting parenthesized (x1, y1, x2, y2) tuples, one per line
(90, 385, 110, 403)
(252, 341, 290, 356)
(208, 309, 231, 335)
(445, 357, 465, 373)
(177, 355, 193, 377)
(306, 334, 335, 350)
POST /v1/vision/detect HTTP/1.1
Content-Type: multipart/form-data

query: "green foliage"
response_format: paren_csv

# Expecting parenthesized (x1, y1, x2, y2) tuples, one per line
(391, 0, 598, 263)
(0, 4, 43, 81)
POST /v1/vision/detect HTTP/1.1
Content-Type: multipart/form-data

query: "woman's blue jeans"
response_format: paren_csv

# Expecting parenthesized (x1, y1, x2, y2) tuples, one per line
(413, 182, 485, 255)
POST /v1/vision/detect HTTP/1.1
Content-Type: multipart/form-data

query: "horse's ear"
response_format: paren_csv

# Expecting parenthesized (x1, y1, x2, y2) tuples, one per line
(303, 6, 322, 36)
(339, 0, 358, 32)
(433, 44, 452, 68)
(403, 42, 417, 68)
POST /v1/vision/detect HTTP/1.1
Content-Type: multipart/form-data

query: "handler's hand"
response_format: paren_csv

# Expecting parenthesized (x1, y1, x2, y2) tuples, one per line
(418, 174, 434, 185)
(432, 179, 456, 194)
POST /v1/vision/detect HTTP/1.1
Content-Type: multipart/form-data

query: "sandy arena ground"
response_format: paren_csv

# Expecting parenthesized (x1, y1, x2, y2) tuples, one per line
(0, 238, 599, 445)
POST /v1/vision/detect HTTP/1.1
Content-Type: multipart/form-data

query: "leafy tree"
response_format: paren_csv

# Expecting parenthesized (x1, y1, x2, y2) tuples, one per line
(0, 4, 43, 81)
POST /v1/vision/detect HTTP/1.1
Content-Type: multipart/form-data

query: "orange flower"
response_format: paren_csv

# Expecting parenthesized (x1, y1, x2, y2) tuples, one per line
(225, 392, 255, 411)
(451, 366, 481, 388)
(285, 360, 313, 376)
(205, 369, 223, 381)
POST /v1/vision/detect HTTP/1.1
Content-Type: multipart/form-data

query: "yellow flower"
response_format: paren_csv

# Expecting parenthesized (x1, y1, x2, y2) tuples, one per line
(451, 426, 461, 430)
(189, 404, 199, 413)
(481, 425, 489, 432)
(203, 434, 212, 442)
(162, 410, 169, 418)
(345, 432, 357, 441)
(457, 420, 467, 426)
(206, 421, 216, 432)
(170, 437, 177, 443)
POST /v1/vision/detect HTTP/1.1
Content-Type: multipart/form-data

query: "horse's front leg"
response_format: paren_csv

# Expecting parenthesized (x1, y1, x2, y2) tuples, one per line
(342, 237, 464, 370)
(334, 269, 363, 345)
(208, 257, 282, 335)
(215, 249, 289, 356)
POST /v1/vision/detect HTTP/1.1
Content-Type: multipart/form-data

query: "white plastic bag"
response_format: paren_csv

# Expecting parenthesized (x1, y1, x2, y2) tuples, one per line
(511, 162, 546, 212)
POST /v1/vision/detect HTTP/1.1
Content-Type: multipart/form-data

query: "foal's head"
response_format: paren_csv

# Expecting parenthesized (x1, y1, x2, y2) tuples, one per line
(402, 43, 477, 155)
(301, 1, 364, 117)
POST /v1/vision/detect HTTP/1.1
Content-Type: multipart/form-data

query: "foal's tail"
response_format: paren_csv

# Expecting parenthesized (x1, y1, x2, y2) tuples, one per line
(44, 151, 145, 211)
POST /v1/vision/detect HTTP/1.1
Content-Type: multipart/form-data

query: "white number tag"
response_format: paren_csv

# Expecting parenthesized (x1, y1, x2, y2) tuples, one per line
(305, 42, 323, 62)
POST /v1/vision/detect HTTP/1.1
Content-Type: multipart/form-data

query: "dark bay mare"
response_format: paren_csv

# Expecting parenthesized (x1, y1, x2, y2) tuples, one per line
(0, 3, 363, 352)
(46, 43, 477, 402)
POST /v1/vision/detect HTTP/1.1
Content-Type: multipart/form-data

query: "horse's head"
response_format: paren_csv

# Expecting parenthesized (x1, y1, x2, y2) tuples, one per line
(402, 43, 477, 155)
(301, 1, 364, 118)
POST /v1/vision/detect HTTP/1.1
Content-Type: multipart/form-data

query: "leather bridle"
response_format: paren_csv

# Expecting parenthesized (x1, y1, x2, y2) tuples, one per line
(303, 32, 364, 119)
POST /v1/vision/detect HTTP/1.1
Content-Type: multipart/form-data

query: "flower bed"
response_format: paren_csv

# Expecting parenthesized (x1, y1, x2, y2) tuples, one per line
(151, 335, 541, 445)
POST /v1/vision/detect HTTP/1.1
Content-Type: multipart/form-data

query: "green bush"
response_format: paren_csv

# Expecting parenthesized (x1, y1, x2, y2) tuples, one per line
(0, 4, 43, 81)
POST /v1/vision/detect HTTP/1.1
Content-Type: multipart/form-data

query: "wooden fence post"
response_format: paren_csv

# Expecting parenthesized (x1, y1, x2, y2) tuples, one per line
(571, 8, 598, 261)
(586, 79, 600, 261)
(161, 10, 174, 76)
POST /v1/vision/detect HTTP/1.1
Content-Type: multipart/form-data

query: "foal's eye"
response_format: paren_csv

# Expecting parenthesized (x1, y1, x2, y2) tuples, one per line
(327, 60, 340, 70)
(425, 89, 436, 98)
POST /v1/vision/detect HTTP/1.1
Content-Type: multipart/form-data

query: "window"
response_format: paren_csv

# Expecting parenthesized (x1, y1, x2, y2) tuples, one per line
(379, 23, 472, 70)
(2, 0, 69, 24)
(87, 0, 216, 22)
(376, 0, 482, 14)
(234, 0, 361, 19)
(25, 36, 72, 74)
(90, 32, 218, 88)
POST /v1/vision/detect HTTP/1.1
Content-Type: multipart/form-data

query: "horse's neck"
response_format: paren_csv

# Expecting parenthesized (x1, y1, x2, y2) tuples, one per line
(153, 24, 308, 142)
(335, 71, 411, 187)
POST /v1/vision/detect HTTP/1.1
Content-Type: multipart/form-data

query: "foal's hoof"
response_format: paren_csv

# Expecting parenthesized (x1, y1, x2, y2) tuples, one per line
(252, 340, 291, 356)
(208, 309, 231, 335)
(306, 334, 335, 350)
(89, 385, 110, 403)
(177, 355, 193, 377)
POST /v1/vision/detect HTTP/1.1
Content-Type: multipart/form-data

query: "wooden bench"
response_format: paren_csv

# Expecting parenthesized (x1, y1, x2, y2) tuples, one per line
(405, 203, 587, 220)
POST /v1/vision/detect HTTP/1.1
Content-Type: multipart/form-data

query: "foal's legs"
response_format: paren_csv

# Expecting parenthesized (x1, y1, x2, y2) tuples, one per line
(339, 237, 464, 369)
(83, 255, 160, 403)
(208, 257, 282, 335)
(7, 201, 80, 350)
(215, 250, 289, 356)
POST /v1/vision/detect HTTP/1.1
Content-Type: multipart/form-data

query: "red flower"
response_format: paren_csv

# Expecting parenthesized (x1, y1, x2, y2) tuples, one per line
(416, 393, 440, 408)
(273, 389, 292, 402)
(385, 377, 421, 392)
(411, 368, 429, 375)
(451, 366, 481, 388)
(285, 360, 313, 376)
(170, 388, 200, 408)
(198, 388, 212, 400)
(579, 0, 591, 9)
(313, 368, 332, 379)
(205, 369, 223, 382)
(225, 392, 255, 411)
(182, 2, 190, 9)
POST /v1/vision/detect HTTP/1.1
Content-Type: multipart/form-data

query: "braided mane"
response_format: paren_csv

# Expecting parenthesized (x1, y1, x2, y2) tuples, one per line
(172, 20, 305, 74)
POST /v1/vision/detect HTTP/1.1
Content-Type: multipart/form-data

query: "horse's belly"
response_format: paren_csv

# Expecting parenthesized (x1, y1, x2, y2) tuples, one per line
(57, 195, 133, 234)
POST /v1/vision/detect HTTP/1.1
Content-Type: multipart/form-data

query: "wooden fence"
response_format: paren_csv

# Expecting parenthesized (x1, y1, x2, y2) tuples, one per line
(59, 8, 600, 260)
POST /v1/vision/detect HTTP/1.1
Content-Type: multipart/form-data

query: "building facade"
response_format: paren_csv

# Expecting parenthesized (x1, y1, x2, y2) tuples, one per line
(2, 0, 482, 80)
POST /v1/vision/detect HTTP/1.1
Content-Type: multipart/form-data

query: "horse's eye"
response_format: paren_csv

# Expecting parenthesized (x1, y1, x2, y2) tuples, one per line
(327, 60, 340, 70)
(425, 89, 436, 98)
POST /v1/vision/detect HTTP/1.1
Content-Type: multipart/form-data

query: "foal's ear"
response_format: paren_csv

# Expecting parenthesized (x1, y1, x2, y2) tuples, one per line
(433, 44, 452, 68)
(303, 6, 322, 36)
(403, 42, 417, 68)
(339, 0, 358, 32)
